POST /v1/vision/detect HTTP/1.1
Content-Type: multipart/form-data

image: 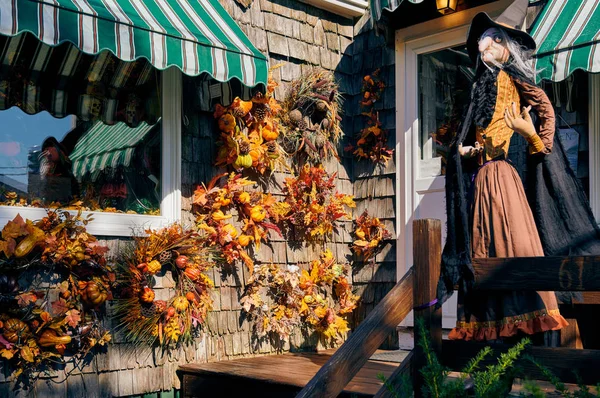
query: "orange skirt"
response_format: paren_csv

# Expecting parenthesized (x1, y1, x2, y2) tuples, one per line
(449, 160, 568, 341)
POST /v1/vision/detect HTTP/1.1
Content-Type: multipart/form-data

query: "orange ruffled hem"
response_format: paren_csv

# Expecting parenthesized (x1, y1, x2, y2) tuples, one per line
(448, 313, 569, 341)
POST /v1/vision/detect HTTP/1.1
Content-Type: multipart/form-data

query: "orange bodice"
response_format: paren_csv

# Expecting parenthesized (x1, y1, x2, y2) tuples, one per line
(475, 70, 521, 162)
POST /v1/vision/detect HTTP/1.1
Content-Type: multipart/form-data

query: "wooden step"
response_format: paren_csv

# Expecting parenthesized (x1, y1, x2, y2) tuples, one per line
(177, 350, 406, 397)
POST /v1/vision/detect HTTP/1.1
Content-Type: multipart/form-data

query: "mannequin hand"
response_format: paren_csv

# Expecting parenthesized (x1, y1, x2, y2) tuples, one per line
(458, 142, 482, 158)
(504, 103, 536, 139)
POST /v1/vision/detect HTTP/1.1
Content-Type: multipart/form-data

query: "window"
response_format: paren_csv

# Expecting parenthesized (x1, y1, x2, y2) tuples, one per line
(0, 68, 182, 236)
(0, 109, 161, 215)
(418, 44, 473, 178)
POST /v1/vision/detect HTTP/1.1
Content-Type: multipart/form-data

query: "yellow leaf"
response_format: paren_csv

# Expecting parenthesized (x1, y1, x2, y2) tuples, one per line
(0, 348, 14, 360)
(20, 346, 34, 362)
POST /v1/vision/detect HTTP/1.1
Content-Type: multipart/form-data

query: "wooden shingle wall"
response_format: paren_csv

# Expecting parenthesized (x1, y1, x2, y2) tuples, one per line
(337, 14, 399, 349)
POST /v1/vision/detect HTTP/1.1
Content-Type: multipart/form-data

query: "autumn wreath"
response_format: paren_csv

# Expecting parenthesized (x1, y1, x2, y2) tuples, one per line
(113, 224, 214, 347)
(351, 210, 392, 263)
(240, 250, 358, 343)
(279, 68, 344, 164)
(0, 210, 112, 380)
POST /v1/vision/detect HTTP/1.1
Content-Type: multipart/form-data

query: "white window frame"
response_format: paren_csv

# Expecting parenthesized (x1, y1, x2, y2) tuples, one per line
(0, 68, 182, 236)
(588, 74, 600, 222)
(300, 0, 368, 18)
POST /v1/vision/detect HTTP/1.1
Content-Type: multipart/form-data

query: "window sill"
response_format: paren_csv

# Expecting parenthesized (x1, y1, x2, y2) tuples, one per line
(0, 206, 173, 236)
(300, 0, 368, 18)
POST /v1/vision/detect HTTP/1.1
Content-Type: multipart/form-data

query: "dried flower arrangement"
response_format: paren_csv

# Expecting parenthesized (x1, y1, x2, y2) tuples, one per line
(213, 70, 288, 175)
(351, 210, 392, 263)
(0, 191, 159, 215)
(240, 250, 358, 343)
(275, 165, 355, 240)
(345, 69, 394, 166)
(193, 173, 283, 273)
(0, 210, 113, 380)
(278, 68, 344, 164)
(112, 224, 214, 348)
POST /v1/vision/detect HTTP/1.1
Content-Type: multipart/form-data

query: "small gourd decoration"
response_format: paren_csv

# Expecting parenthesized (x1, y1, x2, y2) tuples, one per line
(37, 329, 72, 347)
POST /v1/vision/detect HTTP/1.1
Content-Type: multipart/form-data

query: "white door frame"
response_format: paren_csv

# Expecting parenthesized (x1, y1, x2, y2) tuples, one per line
(394, 0, 513, 281)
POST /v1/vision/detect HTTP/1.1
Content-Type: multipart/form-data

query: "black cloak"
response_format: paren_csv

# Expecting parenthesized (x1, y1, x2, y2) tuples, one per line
(436, 66, 600, 307)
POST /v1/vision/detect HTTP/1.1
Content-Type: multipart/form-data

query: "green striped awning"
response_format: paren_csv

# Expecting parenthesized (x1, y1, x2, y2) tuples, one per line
(370, 0, 403, 22)
(531, 0, 600, 83)
(0, 0, 268, 87)
(70, 119, 158, 179)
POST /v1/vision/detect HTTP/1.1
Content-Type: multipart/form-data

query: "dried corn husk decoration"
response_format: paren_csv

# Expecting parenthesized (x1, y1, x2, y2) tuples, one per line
(279, 68, 344, 165)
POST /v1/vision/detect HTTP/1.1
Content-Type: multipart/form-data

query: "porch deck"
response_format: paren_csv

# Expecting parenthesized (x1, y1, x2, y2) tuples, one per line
(177, 349, 409, 397)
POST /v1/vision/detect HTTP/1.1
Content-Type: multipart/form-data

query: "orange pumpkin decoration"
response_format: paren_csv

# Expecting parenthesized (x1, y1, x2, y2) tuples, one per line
(140, 287, 155, 303)
(81, 280, 108, 307)
(238, 192, 250, 204)
(185, 291, 198, 303)
(3, 318, 30, 343)
(218, 114, 236, 132)
(172, 296, 189, 312)
(175, 255, 189, 269)
(250, 205, 267, 222)
(184, 267, 201, 281)
(238, 234, 253, 247)
(261, 127, 279, 142)
(249, 149, 261, 166)
(166, 307, 176, 318)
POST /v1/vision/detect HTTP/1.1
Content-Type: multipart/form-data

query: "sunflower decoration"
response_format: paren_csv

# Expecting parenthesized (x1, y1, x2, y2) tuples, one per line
(344, 69, 394, 166)
(351, 210, 392, 263)
(275, 164, 355, 241)
(0, 210, 113, 381)
(193, 173, 283, 274)
(213, 67, 288, 175)
(278, 68, 344, 165)
(112, 224, 215, 348)
(240, 250, 358, 344)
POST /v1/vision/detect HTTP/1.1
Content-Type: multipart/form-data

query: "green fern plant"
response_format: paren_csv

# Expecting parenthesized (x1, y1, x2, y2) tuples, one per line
(415, 317, 530, 397)
(524, 355, 600, 397)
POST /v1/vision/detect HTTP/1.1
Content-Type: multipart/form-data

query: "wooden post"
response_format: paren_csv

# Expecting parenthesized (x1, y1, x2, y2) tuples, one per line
(412, 219, 443, 397)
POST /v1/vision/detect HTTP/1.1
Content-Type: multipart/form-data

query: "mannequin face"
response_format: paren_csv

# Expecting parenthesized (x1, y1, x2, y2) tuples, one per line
(478, 28, 510, 66)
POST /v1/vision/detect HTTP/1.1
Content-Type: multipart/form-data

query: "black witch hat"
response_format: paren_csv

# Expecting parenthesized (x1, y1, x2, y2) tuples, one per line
(466, 0, 536, 63)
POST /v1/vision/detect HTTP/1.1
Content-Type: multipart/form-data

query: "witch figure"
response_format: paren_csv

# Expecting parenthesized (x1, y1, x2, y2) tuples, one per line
(436, 0, 600, 342)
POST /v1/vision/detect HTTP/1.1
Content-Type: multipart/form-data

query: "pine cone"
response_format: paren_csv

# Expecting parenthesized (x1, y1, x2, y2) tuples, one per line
(292, 211, 305, 226)
(266, 141, 277, 153)
(253, 103, 270, 121)
(158, 250, 173, 264)
(238, 140, 251, 155)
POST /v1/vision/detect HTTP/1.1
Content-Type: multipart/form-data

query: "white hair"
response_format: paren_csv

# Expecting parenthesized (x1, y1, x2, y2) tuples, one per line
(480, 28, 537, 81)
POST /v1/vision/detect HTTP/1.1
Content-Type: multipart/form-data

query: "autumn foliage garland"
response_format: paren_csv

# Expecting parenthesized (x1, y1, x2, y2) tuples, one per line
(193, 173, 283, 274)
(345, 69, 394, 166)
(275, 165, 355, 240)
(0, 210, 112, 380)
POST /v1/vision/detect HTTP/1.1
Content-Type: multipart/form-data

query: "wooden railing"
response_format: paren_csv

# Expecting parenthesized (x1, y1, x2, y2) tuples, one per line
(297, 219, 600, 397)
